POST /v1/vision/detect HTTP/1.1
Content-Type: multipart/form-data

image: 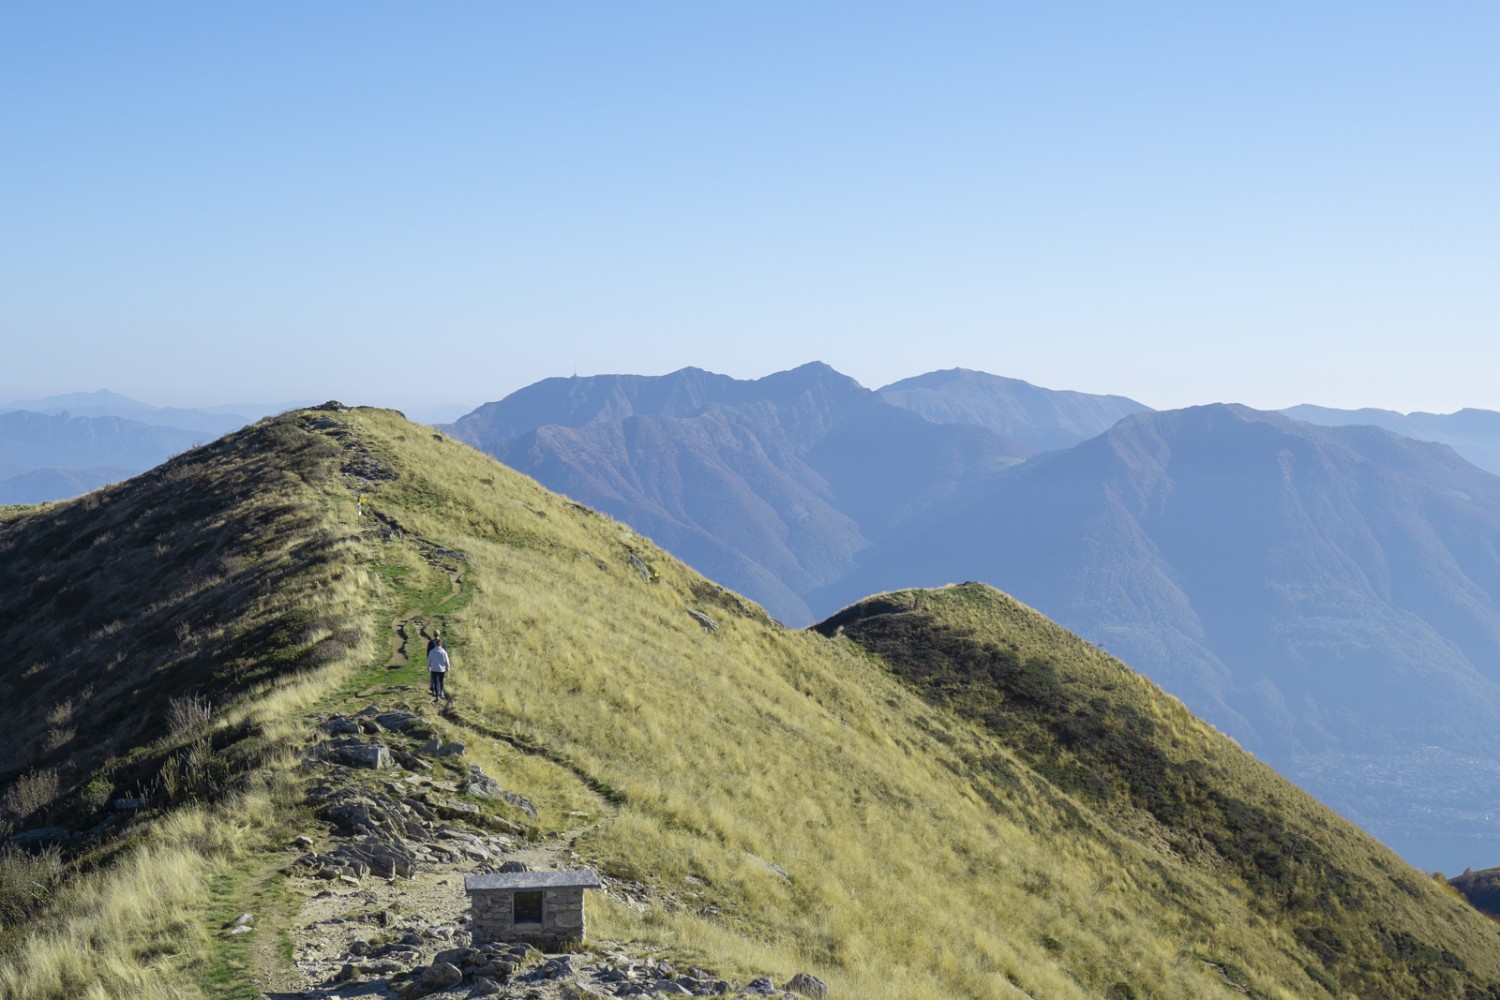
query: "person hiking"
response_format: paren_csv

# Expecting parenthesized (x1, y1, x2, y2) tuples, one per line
(426, 628, 441, 655)
(427, 638, 450, 701)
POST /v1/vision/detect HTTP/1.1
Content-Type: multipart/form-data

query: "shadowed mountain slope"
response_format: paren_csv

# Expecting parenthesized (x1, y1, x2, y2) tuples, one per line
(822, 404, 1500, 869)
(879, 367, 1150, 451)
(7, 406, 1500, 997)
(0, 412, 366, 791)
(1452, 867, 1500, 921)
(449, 363, 1029, 623)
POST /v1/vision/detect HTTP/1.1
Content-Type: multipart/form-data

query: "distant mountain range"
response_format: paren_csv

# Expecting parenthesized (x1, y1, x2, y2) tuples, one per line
(879, 367, 1149, 451)
(0, 392, 304, 504)
(1284, 403, 1500, 476)
(447, 364, 1037, 622)
(447, 364, 1500, 871)
(0, 389, 295, 436)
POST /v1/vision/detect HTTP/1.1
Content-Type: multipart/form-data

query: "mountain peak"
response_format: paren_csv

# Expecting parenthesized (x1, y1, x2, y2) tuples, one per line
(879, 368, 1150, 451)
(1, 388, 152, 414)
(752, 361, 868, 399)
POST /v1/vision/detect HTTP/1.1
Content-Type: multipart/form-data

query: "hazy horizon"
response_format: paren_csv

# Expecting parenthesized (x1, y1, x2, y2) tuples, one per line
(7, 363, 1500, 423)
(5, 4, 1498, 416)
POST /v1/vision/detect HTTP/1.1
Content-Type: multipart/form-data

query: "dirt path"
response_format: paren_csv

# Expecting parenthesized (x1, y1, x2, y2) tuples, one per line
(252, 542, 481, 996)
(385, 549, 464, 678)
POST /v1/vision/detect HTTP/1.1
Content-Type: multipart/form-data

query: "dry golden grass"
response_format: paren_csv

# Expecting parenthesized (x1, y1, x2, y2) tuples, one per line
(3, 405, 1500, 999)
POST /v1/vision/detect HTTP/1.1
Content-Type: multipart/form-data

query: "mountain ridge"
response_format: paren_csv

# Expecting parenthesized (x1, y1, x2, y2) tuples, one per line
(878, 366, 1150, 451)
(8, 405, 1500, 997)
(1284, 402, 1500, 476)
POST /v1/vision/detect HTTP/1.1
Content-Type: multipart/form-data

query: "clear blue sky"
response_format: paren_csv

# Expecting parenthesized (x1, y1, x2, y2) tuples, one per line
(3, 2, 1497, 414)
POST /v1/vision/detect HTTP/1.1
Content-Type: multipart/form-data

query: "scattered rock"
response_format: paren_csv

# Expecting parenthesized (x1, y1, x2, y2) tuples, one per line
(316, 737, 391, 770)
(746, 853, 790, 882)
(465, 765, 539, 819)
(434, 946, 478, 967)
(321, 714, 363, 735)
(8, 826, 69, 848)
(420, 960, 464, 991)
(375, 710, 425, 733)
(785, 972, 830, 999)
(390, 748, 433, 771)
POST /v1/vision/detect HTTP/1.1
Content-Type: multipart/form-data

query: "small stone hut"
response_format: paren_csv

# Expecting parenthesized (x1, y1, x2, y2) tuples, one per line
(464, 869, 601, 949)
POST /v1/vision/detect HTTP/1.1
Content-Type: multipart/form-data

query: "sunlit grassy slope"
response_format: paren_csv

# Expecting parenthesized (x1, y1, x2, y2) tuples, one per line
(3, 405, 1500, 999)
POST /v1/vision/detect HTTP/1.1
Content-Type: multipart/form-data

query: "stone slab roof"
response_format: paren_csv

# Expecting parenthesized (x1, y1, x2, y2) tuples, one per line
(464, 869, 602, 893)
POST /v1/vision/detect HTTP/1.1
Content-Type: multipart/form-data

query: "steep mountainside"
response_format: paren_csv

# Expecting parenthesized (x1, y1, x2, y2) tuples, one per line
(449, 363, 1028, 622)
(824, 404, 1500, 870)
(1285, 403, 1500, 476)
(816, 585, 1500, 999)
(7, 406, 1500, 999)
(879, 367, 1150, 451)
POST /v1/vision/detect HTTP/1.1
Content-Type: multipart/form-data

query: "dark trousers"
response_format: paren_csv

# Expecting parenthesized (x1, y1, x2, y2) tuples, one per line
(430, 670, 446, 698)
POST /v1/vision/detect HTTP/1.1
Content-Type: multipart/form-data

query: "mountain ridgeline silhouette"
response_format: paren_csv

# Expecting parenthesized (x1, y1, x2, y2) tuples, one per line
(1286, 403, 1500, 476)
(879, 367, 1150, 451)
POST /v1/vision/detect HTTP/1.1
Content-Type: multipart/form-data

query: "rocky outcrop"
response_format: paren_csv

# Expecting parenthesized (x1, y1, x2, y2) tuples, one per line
(784, 972, 830, 999)
(312, 737, 391, 769)
(388, 946, 822, 999)
(293, 702, 822, 1000)
(466, 764, 539, 819)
